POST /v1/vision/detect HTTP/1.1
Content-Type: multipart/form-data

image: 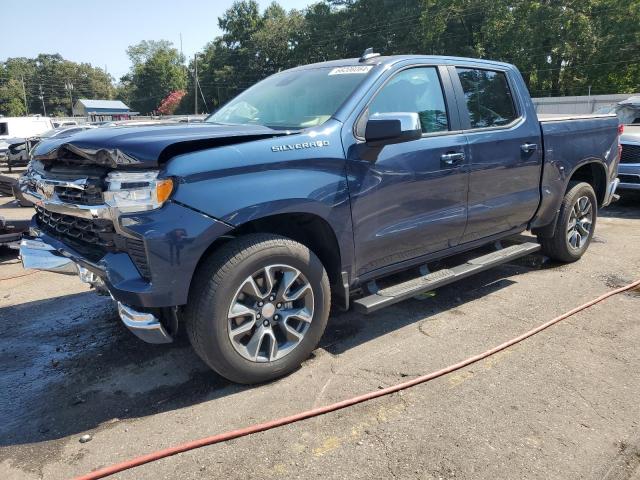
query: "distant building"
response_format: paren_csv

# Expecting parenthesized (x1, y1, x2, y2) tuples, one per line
(72, 99, 138, 121)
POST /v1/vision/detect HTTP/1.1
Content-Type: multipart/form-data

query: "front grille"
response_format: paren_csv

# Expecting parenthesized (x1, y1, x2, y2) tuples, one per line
(36, 206, 152, 280)
(620, 144, 640, 164)
(619, 174, 640, 184)
(126, 237, 151, 280)
(35, 205, 116, 257)
(55, 184, 104, 205)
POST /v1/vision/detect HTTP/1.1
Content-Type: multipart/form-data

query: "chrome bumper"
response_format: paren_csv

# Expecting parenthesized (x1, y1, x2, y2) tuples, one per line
(117, 303, 173, 344)
(618, 182, 640, 191)
(21, 237, 173, 345)
(603, 177, 620, 206)
(19, 238, 78, 274)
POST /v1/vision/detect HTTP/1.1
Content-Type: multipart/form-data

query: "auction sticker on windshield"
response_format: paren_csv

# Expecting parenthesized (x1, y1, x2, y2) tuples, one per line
(328, 66, 373, 75)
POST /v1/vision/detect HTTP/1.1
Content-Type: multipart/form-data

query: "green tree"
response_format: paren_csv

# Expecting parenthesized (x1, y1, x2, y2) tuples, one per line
(0, 54, 114, 117)
(0, 79, 27, 116)
(124, 40, 188, 114)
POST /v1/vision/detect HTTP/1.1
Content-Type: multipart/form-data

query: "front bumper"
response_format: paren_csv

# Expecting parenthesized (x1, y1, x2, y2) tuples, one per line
(19, 238, 172, 343)
(117, 302, 172, 344)
(19, 238, 78, 273)
(617, 164, 640, 191)
(20, 201, 233, 343)
(19, 238, 169, 343)
(602, 177, 621, 206)
(20, 201, 233, 308)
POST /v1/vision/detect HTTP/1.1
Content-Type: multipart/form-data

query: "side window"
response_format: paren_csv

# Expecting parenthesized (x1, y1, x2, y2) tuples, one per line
(368, 67, 449, 134)
(456, 68, 517, 129)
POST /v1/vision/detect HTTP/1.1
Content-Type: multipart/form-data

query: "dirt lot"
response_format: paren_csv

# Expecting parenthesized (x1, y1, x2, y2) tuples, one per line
(0, 193, 639, 480)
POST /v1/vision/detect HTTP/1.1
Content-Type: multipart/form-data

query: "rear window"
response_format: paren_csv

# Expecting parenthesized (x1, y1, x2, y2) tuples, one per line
(0, 123, 7, 136)
(456, 68, 517, 129)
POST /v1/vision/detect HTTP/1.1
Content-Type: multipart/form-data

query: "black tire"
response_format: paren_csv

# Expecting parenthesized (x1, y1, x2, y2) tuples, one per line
(538, 181, 598, 262)
(185, 233, 330, 384)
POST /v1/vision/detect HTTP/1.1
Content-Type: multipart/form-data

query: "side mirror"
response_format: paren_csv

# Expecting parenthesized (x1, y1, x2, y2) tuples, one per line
(364, 112, 422, 146)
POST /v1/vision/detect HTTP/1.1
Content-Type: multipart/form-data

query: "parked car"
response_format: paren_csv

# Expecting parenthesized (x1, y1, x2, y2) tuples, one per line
(0, 216, 30, 248)
(19, 52, 620, 384)
(5, 125, 96, 171)
(616, 97, 640, 193)
(0, 116, 53, 140)
(5, 137, 36, 172)
(0, 174, 32, 207)
(0, 116, 53, 167)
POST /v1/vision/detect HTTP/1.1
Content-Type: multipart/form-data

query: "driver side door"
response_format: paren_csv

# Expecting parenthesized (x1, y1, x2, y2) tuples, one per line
(344, 65, 470, 277)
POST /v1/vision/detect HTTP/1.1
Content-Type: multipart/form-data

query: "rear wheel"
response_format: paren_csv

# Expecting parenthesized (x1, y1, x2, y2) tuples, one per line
(185, 233, 330, 384)
(538, 181, 597, 262)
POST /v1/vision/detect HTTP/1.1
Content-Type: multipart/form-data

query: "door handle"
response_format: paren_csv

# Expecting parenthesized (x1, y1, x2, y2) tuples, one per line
(440, 152, 465, 166)
(521, 143, 538, 153)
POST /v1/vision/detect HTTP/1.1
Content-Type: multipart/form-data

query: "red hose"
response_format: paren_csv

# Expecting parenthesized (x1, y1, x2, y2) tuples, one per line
(74, 278, 640, 480)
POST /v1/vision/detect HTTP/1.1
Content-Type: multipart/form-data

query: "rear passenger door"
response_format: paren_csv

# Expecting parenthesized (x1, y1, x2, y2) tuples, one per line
(451, 66, 542, 242)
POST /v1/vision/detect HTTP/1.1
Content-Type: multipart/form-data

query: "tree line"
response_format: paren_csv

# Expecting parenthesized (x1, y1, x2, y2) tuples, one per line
(1, 0, 638, 117)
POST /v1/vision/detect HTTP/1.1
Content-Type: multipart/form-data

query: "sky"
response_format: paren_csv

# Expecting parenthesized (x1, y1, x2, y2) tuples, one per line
(0, 0, 313, 80)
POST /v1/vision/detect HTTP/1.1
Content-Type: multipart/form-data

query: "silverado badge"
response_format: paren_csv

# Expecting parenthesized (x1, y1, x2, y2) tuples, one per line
(271, 140, 329, 152)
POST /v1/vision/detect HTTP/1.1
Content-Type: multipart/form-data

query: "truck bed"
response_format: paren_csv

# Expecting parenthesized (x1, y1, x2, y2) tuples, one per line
(531, 113, 620, 232)
(537, 113, 617, 122)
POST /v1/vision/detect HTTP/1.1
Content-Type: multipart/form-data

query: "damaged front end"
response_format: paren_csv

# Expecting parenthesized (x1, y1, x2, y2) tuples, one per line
(18, 123, 269, 343)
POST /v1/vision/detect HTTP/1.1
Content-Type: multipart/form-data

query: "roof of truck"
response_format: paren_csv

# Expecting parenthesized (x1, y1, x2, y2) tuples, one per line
(290, 54, 515, 71)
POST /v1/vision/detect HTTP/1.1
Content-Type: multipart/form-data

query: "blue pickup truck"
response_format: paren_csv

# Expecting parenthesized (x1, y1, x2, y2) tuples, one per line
(19, 51, 620, 383)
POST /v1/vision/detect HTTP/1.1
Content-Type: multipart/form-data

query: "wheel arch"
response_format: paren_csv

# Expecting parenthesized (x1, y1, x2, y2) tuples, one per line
(567, 160, 607, 206)
(532, 159, 607, 238)
(192, 211, 348, 307)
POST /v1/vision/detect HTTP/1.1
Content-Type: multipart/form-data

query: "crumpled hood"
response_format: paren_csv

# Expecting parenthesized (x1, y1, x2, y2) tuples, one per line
(32, 123, 290, 169)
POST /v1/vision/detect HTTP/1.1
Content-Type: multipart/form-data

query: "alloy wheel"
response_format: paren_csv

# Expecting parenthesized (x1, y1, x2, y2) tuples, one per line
(567, 195, 593, 250)
(227, 264, 314, 362)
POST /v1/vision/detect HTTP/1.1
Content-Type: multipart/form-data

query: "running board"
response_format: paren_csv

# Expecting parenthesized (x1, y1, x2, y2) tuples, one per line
(353, 242, 541, 314)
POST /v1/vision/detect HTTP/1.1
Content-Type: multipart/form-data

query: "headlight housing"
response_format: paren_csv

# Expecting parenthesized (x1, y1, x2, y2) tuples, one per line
(104, 171, 173, 212)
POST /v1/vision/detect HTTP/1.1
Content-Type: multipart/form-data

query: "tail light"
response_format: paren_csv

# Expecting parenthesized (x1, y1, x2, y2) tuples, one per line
(617, 124, 623, 161)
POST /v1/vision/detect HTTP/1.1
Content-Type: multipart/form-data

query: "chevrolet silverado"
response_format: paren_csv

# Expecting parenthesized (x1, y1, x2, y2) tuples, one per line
(19, 51, 621, 383)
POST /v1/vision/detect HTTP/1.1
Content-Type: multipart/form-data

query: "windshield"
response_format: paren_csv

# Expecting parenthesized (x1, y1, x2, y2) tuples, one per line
(207, 66, 372, 129)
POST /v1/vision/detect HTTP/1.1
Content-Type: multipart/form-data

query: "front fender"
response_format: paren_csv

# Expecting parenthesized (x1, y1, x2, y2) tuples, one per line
(164, 124, 355, 279)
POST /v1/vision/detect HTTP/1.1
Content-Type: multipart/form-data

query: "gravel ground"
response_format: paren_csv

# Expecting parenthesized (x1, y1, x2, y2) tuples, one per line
(0, 193, 639, 480)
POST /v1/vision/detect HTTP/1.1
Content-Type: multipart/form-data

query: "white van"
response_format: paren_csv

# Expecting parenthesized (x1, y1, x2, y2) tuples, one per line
(0, 116, 54, 162)
(0, 116, 54, 140)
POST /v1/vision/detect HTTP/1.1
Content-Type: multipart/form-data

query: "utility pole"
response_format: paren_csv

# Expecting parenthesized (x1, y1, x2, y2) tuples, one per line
(65, 81, 74, 116)
(39, 84, 47, 116)
(21, 75, 28, 115)
(194, 54, 198, 115)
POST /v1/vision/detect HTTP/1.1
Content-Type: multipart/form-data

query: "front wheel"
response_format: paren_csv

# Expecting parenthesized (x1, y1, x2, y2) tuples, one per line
(538, 181, 598, 262)
(185, 233, 330, 384)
